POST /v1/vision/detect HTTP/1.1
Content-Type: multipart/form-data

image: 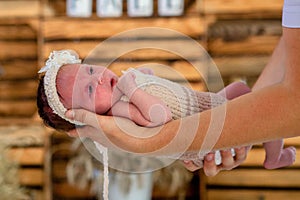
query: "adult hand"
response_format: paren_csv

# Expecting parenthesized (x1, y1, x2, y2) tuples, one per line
(65, 108, 166, 153)
(183, 146, 251, 176)
(65, 108, 251, 175)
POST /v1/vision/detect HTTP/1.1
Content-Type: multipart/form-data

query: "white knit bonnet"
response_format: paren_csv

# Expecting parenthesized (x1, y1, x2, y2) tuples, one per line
(38, 50, 84, 125)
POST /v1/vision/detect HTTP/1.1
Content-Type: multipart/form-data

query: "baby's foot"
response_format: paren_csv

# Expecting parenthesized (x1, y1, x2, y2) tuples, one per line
(264, 146, 296, 169)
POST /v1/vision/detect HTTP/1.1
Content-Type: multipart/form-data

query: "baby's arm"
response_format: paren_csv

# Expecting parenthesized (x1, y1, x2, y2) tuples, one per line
(108, 101, 154, 127)
(116, 71, 172, 127)
(217, 81, 251, 100)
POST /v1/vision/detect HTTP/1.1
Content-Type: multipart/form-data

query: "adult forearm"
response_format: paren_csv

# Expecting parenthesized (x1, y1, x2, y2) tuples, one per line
(98, 84, 298, 154)
(252, 37, 285, 91)
(172, 30, 300, 154)
(187, 84, 300, 152)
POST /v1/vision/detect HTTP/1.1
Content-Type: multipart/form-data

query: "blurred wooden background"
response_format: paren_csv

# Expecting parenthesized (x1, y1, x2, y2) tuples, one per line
(1, 0, 300, 200)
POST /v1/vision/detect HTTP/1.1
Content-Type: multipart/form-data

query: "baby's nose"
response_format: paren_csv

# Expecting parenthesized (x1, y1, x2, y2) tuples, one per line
(97, 76, 103, 85)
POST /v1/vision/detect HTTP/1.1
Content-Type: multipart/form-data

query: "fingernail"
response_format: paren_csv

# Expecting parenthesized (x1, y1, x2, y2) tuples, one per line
(235, 147, 243, 151)
(206, 154, 214, 161)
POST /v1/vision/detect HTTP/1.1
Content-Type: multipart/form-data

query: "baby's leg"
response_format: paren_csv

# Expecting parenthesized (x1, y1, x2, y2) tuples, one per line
(263, 140, 296, 169)
(217, 81, 251, 100)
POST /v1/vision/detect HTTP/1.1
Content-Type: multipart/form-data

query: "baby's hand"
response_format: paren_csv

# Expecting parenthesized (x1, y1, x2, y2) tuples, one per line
(117, 71, 138, 98)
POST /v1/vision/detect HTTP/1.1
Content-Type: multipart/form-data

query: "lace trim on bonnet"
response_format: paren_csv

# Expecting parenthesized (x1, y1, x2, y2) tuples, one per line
(39, 50, 109, 200)
(38, 50, 84, 125)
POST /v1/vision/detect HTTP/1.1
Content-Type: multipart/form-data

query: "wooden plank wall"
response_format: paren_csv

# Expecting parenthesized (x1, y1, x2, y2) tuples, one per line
(203, 0, 283, 92)
(3, 0, 300, 200)
(42, 0, 205, 200)
(200, 1, 300, 200)
(40, 0, 207, 92)
(0, 1, 51, 200)
(0, 0, 40, 124)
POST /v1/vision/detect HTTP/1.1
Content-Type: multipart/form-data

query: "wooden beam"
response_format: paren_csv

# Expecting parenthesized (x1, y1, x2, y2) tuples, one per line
(0, 80, 37, 100)
(206, 169, 300, 187)
(0, 117, 41, 126)
(0, 24, 36, 40)
(208, 35, 280, 55)
(43, 39, 206, 61)
(0, 60, 38, 80)
(0, 1, 40, 18)
(53, 183, 95, 198)
(19, 168, 44, 186)
(42, 17, 206, 39)
(241, 147, 300, 167)
(202, 0, 283, 15)
(208, 20, 282, 39)
(0, 41, 37, 59)
(211, 56, 268, 77)
(285, 137, 300, 146)
(8, 147, 45, 166)
(0, 100, 36, 117)
(207, 189, 300, 200)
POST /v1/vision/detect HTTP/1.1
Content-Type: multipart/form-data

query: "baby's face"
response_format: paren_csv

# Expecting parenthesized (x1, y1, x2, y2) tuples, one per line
(56, 64, 119, 114)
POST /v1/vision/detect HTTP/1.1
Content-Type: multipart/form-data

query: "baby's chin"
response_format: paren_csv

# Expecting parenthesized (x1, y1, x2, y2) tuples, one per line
(93, 106, 111, 115)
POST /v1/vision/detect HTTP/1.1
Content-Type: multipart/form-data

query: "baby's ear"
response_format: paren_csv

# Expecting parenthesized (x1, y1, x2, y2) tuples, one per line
(136, 67, 154, 75)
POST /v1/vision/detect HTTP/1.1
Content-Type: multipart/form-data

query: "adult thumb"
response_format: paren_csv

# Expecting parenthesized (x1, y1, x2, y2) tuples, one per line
(65, 109, 100, 128)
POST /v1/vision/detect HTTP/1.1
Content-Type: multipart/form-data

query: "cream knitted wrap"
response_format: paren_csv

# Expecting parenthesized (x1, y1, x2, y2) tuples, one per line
(122, 69, 227, 167)
(122, 68, 226, 119)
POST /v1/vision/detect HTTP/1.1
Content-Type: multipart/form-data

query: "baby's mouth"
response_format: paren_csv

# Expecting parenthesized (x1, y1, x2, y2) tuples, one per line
(110, 77, 117, 88)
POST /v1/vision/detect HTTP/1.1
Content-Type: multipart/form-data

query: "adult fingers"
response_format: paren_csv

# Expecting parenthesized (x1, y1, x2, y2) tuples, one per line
(220, 149, 235, 170)
(203, 153, 219, 176)
(65, 109, 101, 128)
(203, 150, 235, 176)
(234, 146, 250, 164)
(203, 146, 251, 176)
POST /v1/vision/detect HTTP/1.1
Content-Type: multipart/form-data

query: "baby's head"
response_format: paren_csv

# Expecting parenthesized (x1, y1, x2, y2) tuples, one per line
(37, 50, 119, 131)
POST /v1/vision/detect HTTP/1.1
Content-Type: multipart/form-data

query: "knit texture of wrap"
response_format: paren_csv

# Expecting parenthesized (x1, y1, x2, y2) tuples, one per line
(121, 68, 227, 167)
